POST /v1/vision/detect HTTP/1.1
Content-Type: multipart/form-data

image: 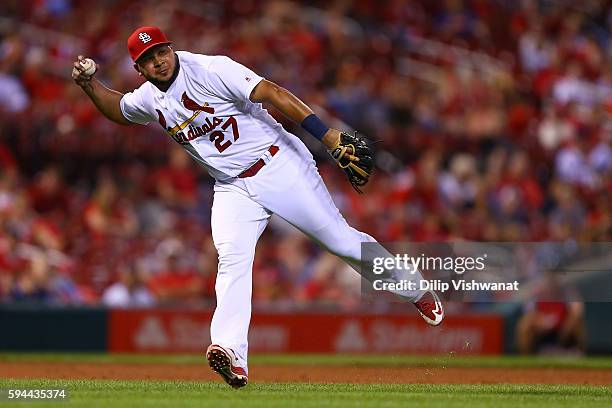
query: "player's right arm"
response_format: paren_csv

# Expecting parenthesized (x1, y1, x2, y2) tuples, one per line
(72, 55, 132, 126)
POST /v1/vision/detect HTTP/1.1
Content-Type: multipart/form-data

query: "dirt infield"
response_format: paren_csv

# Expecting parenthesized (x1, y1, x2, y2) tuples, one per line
(3, 362, 612, 385)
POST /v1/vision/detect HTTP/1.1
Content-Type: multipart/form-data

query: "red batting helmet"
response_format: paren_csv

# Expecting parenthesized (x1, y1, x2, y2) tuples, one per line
(127, 26, 171, 62)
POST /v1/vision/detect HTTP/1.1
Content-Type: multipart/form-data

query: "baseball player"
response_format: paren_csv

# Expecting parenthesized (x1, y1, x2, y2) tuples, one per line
(72, 26, 444, 388)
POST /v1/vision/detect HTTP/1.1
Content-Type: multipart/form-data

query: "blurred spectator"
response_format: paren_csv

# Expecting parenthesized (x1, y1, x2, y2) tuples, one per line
(83, 175, 138, 240)
(538, 105, 574, 151)
(10, 253, 52, 302)
(153, 145, 200, 216)
(27, 165, 70, 216)
(519, 24, 556, 74)
(555, 138, 601, 189)
(101, 265, 154, 308)
(516, 273, 586, 355)
(0, 73, 29, 113)
(516, 300, 586, 355)
(148, 246, 206, 305)
(553, 62, 597, 107)
(439, 154, 478, 210)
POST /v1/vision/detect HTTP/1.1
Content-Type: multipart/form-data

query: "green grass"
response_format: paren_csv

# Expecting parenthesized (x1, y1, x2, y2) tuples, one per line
(0, 379, 610, 408)
(1, 354, 611, 407)
(2, 353, 612, 369)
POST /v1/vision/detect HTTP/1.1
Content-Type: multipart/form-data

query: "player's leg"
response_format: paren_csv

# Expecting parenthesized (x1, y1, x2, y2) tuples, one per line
(245, 149, 426, 303)
(209, 181, 270, 375)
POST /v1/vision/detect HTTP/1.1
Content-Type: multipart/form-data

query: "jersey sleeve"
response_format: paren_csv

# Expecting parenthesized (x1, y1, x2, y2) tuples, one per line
(206, 56, 264, 103)
(119, 86, 155, 125)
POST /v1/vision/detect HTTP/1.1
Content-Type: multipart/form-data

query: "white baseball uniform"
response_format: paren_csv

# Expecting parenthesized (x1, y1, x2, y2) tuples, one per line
(120, 51, 426, 371)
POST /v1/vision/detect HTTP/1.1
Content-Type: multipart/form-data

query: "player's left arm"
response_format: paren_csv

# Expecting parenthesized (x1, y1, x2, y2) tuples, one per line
(249, 78, 373, 193)
(249, 80, 344, 153)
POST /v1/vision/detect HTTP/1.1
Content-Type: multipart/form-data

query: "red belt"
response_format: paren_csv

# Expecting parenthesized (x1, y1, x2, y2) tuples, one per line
(238, 145, 279, 178)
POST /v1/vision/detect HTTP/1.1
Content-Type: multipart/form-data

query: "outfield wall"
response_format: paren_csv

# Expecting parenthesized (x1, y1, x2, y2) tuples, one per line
(0, 306, 107, 351)
(0, 306, 501, 354)
(1, 304, 610, 354)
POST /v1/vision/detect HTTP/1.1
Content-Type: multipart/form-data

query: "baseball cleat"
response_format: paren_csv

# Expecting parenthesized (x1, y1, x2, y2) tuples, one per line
(206, 344, 248, 388)
(414, 290, 445, 326)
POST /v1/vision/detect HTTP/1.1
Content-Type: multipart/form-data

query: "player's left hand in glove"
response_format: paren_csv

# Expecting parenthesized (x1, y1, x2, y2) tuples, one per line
(328, 131, 374, 193)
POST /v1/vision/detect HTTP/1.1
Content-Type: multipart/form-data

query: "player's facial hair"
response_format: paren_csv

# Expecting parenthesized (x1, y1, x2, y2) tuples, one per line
(141, 53, 180, 92)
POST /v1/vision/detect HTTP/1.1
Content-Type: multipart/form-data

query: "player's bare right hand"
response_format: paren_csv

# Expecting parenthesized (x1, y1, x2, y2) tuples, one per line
(71, 55, 95, 89)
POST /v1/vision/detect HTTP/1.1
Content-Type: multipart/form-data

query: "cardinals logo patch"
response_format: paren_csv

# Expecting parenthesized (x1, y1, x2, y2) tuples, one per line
(181, 92, 215, 113)
(164, 92, 216, 138)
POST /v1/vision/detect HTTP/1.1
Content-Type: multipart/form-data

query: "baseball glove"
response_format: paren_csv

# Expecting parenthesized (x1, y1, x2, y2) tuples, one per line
(329, 131, 374, 193)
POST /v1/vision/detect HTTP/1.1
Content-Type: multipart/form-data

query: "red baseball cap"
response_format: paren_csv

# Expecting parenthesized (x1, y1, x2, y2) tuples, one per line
(127, 26, 171, 62)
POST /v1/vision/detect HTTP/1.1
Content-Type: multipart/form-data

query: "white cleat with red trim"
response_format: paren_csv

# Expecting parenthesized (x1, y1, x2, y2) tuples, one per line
(206, 344, 248, 388)
(414, 290, 445, 326)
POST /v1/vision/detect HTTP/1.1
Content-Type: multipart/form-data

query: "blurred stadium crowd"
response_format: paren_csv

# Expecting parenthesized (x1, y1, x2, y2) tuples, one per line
(0, 0, 610, 308)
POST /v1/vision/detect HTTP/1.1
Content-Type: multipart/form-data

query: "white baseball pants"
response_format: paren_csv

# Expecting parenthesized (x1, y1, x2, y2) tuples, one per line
(209, 137, 425, 372)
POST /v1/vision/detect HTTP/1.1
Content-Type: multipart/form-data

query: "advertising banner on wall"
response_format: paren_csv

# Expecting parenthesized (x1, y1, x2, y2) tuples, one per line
(109, 309, 502, 354)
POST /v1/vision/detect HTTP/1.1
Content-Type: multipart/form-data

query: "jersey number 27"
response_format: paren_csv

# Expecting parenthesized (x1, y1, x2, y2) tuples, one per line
(210, 116, 239, 153)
